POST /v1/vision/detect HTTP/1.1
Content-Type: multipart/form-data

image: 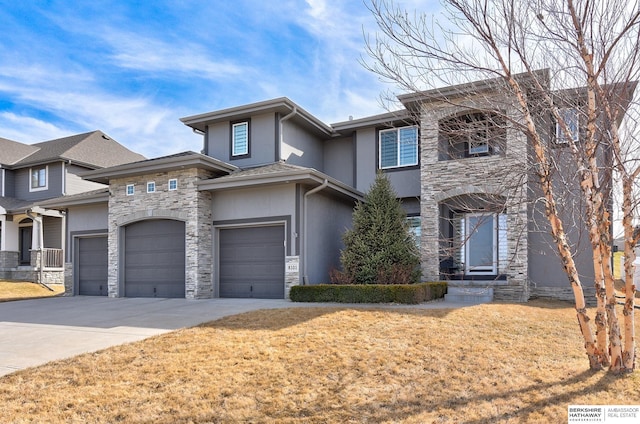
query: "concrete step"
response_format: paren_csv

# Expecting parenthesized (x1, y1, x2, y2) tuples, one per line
(445, 286, 493, 303)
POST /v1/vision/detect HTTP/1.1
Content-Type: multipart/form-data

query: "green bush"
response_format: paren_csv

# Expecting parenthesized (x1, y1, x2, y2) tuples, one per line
(289, 282, 447, 304)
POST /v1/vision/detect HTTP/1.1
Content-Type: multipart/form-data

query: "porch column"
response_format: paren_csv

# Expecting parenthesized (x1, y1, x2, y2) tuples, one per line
(1, 217, 19, 251)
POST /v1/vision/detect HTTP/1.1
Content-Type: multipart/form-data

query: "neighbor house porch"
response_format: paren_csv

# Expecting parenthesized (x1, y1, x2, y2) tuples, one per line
(0, 205, 66, 284)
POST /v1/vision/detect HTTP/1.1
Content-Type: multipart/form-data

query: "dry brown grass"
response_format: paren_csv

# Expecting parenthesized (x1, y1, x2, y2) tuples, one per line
(0, 281, 65, 302)
(1, 300, 639, 423)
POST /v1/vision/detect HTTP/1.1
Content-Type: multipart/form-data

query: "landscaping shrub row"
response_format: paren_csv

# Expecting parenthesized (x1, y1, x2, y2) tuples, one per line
(289, 282, 447, 304)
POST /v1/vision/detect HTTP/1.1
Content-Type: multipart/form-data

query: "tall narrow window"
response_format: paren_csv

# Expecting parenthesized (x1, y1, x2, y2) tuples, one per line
(406, 216, 421, 250)
(30, 166, 47, 191)
(168, 179, 178, 191)
(147, 181, 156, 193)
(379, 126, 418, 169)
(231, 121, 249, 157)
(556, 108, 579, 144)
(126, 184, 135, 196)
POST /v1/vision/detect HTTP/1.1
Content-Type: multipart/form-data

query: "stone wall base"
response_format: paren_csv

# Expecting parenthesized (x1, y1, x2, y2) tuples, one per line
(493, 284, 530, 303)
(529, 285, 597, 306)
(0, 268, 65, 286)
(64, 263, 73, 295)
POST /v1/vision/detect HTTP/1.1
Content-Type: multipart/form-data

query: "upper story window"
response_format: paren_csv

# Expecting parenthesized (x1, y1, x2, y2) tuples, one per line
(231, 120, 250, 157)
(29, 166, 48, 192)
(555, 107, 579, 145)
(168, 179, 178, 191)
(379, 126, 419, 169)
(126, 184, 135, 196)
(438, 112, 506, 161)
(147, 181, 156, 193)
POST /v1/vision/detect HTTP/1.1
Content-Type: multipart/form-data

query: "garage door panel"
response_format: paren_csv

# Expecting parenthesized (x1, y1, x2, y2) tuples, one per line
(125, 220, 185, 298)
(78, 236, 108, 296)
(219, 225, 285, 299)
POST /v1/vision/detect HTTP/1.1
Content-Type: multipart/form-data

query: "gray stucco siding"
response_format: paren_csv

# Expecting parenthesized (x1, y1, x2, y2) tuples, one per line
(323, 135, 355, 187)
(206, 112, 277, 167)
(304, 190, 355, 284)
(280, 120, 324, 170)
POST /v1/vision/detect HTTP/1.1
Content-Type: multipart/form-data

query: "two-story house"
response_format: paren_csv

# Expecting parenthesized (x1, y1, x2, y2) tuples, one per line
(0, 131, 145, 285)
(23, 72, 632, 302)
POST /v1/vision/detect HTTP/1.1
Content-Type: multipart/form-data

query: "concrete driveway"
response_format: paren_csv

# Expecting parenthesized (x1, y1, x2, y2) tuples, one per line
(0, 296, 472, 377)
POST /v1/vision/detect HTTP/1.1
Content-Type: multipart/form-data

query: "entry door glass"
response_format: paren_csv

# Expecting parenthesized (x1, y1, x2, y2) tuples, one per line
(465, 214, 496, 274)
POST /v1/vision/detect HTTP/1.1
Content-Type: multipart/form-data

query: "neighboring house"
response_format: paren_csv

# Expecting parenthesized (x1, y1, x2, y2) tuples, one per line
(4, 72, 632, 302)
(0, 131, 145, 285)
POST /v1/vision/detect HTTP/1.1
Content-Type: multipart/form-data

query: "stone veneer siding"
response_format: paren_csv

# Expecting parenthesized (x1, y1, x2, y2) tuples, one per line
(0, 251, 19, 269)
(419, 98, 530, 302)
(107, 168, 215, 299)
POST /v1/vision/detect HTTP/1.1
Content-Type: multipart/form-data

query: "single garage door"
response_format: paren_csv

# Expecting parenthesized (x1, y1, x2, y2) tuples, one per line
(219, 225, 285, 299)
(77, 236, 108, 296)
(124, 219, 185, 298)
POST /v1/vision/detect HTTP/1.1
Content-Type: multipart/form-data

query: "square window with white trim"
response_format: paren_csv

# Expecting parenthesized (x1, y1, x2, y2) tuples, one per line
(147, 181, 156, 193)
(29, 166, 48, 191)
(168, 179, 178, 191)
(126, 184, 135, 196)
(379, 126, 418, 169)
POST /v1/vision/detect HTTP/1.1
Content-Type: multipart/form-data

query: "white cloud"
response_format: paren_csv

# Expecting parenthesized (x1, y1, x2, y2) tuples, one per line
(102, 31, 248, 79)
(0, 113, 71, 143)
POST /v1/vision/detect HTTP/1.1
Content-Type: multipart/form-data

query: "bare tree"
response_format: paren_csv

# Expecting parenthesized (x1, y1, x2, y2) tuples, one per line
(364, 0, 639, 372)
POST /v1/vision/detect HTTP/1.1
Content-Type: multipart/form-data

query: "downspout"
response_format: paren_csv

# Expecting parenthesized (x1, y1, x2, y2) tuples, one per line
(279, 106, 297, 161)
(302, 179, 328, 285)
(192, 127, 206, 155)
(25, 209, 53, 291)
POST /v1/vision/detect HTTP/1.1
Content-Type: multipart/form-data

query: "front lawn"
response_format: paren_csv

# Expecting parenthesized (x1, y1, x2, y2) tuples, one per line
(0, 301, 639, 423)
(0, 281, 65, 302)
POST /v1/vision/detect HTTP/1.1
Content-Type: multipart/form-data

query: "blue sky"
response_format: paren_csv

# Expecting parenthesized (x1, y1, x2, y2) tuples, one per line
(0, 0, 427, 158)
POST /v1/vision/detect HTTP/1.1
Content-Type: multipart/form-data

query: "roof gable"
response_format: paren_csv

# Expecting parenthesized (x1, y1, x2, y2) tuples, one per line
(10, 131, 146, 168)
(0, 137, 39, 166)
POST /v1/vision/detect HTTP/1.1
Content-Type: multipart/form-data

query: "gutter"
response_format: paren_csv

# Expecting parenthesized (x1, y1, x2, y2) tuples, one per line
(302, 178, 328, 284)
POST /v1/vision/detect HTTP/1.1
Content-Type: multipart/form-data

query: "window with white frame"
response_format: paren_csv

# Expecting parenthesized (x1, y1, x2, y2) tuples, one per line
(168, 179, 178, 191)
(147, 181, 156, 193)
(556, 108, 579, 144)
(231, 121, 249, 157)
(126, 184, 135, 196)
(30, 166, 47, 191)
(379, 126, 418, 169)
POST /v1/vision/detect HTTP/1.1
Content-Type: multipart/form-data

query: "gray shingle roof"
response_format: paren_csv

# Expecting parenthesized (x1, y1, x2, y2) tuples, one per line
(12, 130, 146, 168)
(0, 196, 36, 213)
(213, 161, 311, 182)
(0, 137, 39, 166)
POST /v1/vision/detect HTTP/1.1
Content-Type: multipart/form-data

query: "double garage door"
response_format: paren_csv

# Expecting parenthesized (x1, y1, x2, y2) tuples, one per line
(219, 225, 285, 299)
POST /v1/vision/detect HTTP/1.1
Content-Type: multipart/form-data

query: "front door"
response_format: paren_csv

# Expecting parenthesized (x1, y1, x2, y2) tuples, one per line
(464, 213, 497, 275)
(19, 226, 32, 265)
